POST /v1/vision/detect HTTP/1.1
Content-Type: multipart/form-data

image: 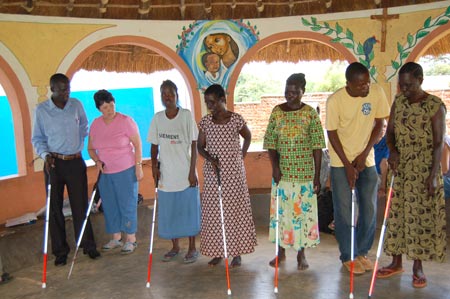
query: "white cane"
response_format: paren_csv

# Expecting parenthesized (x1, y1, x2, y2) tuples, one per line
(368, 175, 395, 298)
(67, 171, 101, 279)
(216, 167, 232, 296)
(349, 188, 356, 299)
(274, 184, 280, 293)
(146, 162, 159, 288)
(41, 174, 51, 288)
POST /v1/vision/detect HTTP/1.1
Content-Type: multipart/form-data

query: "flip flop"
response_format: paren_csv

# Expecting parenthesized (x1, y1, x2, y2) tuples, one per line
(183, 251, 199, 264)
(412, 274, 427, 288)
(162, 250, 179, 262)
(376, 267, 404, 278)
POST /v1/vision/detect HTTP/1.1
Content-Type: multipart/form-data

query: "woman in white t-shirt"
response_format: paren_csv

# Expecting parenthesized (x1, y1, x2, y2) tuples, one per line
(148, 80, 201, 263)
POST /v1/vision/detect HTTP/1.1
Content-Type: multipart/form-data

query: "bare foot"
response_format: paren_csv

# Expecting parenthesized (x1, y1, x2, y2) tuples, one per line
(269, 255, 286, 267)
(269, 246, 286, 267)
(230, 256, 241, 268)
(297, 249, 309, 270)
(208, 257, 222, 267)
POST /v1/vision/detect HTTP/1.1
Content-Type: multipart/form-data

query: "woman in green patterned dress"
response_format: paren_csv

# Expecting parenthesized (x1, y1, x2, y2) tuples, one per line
(263, 73, 325, 270)
(377, 62, 446, 288)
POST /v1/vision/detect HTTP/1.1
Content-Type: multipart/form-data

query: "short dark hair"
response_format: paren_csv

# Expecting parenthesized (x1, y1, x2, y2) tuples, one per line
(160, 80, 179, 98)
(204, 84, 226, 103)
(399, 62, 423, 79)
(50, 73, 69, 89)
(202, 52, 219, 68)
(345, 62, 369, 82)
(93, 89, 115, 109)
(286, 73, 306, 91)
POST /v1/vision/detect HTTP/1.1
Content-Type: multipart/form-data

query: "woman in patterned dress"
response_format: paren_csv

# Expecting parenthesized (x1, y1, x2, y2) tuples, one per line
(377, 62, 446, 288)
(197, 84, 257, 268)
(263, 73, 325, 270)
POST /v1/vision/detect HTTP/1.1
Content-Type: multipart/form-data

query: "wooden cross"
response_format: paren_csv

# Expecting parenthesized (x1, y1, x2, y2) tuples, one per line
(370, 7, 399, 52)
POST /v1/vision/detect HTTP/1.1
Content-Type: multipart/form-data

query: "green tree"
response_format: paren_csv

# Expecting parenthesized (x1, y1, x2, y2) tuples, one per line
(235, 61, 347, 101)
(311, 61, 346, 92)
(234, 73, 281, 102)
(420, 54, 450, 75)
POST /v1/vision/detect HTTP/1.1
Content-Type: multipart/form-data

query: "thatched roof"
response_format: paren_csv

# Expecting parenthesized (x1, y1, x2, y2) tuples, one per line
(80, 39, 348, 74)
(0, 0, 444, 20)
(1, 0, 448, 73)
(81, 45, 174, 74)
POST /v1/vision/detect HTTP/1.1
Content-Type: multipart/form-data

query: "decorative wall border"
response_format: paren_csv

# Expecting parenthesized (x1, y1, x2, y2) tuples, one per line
(301, 16, 378, 81)
(386, 5, 450, 81)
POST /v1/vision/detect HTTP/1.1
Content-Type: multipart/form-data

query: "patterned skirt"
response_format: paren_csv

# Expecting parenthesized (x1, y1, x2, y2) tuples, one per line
(269, 180, 320, 251)
(200, 161, 257, 257)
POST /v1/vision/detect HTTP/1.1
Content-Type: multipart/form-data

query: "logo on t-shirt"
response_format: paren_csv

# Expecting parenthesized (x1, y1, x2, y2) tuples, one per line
(159, 133, 182, 144)
(361, 103, 371, 115)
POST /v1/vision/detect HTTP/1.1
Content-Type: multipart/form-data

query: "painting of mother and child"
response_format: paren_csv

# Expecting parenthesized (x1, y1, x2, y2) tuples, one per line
(177, 20, 259, 91)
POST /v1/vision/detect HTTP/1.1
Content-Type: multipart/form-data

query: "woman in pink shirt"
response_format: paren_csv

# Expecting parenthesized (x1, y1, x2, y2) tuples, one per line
(88, 89, 144, 254)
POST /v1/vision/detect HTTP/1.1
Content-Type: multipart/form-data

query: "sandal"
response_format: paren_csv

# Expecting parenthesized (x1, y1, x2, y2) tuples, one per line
(183, 251, 199, 264)
(162, 250, 179, 262)
(412, 274, 427, 288)
(121, 242, 137, 255)
(376, 267, 404, 279)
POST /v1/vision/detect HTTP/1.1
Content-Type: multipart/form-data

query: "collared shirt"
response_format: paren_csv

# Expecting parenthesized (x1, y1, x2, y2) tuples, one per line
(32, 98, 88, 160)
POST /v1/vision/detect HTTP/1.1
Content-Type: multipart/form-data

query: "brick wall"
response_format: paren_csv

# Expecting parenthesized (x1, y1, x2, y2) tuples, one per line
(234, 90, 450, 144)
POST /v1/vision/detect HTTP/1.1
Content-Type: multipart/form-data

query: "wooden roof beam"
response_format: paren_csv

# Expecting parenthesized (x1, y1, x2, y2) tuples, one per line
(204, 0, 211, 20)
(66, 0, 75, 16)
(231, 0, 236, 19)
(21, 0, 34, 13)
(138, 0, 150, 19)
(325, 0, 332, 13)
(179, 0, 186, 20)
(289, 0, 294, 15)
(256, 0, 265, 18)
(99, 0, 108, 18)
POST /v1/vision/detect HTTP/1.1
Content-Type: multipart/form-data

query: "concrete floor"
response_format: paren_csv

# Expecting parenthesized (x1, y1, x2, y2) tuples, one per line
(1, 193, 449, 299)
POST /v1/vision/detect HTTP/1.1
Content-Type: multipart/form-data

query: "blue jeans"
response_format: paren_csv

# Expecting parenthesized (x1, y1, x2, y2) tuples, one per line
(331, 166, 378, 262)
(98, 166, 138, 235)
(444, 175, 450, 200)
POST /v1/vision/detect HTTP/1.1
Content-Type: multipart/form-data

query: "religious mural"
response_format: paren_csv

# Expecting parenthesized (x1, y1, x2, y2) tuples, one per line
(177, 20, 259, 91)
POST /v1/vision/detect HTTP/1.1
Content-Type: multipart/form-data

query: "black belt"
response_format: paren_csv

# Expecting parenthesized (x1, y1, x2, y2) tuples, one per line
(51, 152, 81, 160)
